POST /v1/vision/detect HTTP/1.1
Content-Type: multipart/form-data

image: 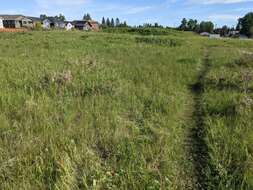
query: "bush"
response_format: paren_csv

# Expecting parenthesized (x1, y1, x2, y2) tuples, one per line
(102, 27, 177, 36)
(34, 22, 42, 30)
(135, 37, 181, 47)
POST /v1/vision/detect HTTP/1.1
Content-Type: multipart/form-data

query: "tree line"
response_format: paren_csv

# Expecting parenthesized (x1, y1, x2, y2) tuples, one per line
(101, 17, 128, 28)
(39, 11, 253, 37)
(40, 14, 66, 21)
(178, 18, 214, 33)
(178, 12, 253, 37)
(39, 13, 93, 22)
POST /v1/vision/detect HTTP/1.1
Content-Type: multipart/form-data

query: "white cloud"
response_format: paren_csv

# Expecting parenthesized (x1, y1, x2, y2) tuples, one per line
(208, 14, 240, 20)
(189, 0, 253, 4)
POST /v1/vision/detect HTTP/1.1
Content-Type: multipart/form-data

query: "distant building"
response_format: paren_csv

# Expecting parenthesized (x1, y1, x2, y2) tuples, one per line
(0, 17, 3, 29)
(73, 20, 99, 31)
(65, 22, 74, 30)
(209, 34, 221, 39)
(42, 19, 50, 29)
(200, 32, 210, 37)
(228, 30, 240, 36)
(88, 20, 99, 31)
(42, 17, 65, 29)
(0, 15, 33, 28)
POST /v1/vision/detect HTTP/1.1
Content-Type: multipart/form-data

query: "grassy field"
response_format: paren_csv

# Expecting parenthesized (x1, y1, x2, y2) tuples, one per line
(0, 30, 252, 189)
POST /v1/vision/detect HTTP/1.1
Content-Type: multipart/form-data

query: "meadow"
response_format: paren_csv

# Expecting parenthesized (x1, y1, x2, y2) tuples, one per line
(0, 29, 252, 190)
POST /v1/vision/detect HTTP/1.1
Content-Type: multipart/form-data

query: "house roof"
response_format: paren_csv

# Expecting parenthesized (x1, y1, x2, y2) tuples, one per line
(0, 15, 24, 20)
(72, 20, 99, 26)
(89, 20, 99, 24)
(27, 16, 41, 22)
(200, 32, 210, 36)
(64, 21, 73, 24)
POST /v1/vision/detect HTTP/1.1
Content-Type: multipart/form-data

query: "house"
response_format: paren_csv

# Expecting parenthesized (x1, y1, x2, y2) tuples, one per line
(209, 34, 221, 39)
(0, 17, 3, 29)
(200, 32, 210, 37)
(228, 30, 240, 36)
(65, 22, 74, 31)
(73, 20, 99, 31)
(0, 15, 33, 28)
(42, 17, 65, 29)
(42, 19, 51, 29)
(88, 20, 99, 31)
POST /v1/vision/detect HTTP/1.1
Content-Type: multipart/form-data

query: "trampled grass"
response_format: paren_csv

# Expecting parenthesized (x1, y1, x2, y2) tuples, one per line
(0, 30, 252, 189)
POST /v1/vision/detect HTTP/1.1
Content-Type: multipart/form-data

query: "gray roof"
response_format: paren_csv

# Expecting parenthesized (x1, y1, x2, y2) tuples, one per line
(0, 15, 24, 20)
(27, 16, 41, 22)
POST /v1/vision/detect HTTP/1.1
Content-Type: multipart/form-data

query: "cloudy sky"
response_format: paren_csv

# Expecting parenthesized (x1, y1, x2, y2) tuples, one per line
(0, 0, 253, 27)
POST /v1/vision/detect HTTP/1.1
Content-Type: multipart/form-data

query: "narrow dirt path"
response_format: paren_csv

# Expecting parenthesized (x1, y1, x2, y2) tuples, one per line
(188, 48, 211, 190)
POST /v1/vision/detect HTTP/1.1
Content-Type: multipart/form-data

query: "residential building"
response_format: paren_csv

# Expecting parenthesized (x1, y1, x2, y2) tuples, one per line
(0, 15, 33, 28)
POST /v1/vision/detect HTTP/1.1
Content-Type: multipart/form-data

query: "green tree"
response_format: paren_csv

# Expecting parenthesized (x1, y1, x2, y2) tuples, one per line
(83, 13, 92, 20)
(55, 14, 65, 21)
(200, 21, 214, 33)
(194, 24, 200, 33)
(102, 17, 106, 26)
(106, 18, 111, 27)
(40, 14, 47, 20)
(250, 26, 253, 37)
(237, 12, 253, 37)
(179, 18, 188, 31)
(111, 18, 115, 27)
(221, 25, 229, 36)
(187, 19, 198, 31)
(116, 18, 120, 27)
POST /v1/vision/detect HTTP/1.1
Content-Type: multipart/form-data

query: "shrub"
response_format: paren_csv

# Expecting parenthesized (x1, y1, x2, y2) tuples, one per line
(34, 22, 42, 30)
(135, 37, 181, 47)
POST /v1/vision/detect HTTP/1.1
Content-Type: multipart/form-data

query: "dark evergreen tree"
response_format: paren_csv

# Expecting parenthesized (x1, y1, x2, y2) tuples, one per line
(102, 17, 106, 26)
(106, 18, 111, 27)
(111, 18, 115, 27)
(116, 18, 120, 27)
(83, 13, 92, 20)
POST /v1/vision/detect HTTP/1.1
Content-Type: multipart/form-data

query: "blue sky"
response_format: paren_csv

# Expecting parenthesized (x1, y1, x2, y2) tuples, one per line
(0, 0, 253, 27)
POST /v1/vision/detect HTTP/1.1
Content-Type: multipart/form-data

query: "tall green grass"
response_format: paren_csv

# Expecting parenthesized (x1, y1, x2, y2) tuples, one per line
(202, 42, 253, 189)
(0, 30, 252, 189)
(0, 31, 201, 189)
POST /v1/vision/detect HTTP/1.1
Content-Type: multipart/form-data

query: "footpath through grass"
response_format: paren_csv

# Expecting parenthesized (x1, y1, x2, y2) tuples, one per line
(0, 30, 252, 189)
(188, 39, 253, 190)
